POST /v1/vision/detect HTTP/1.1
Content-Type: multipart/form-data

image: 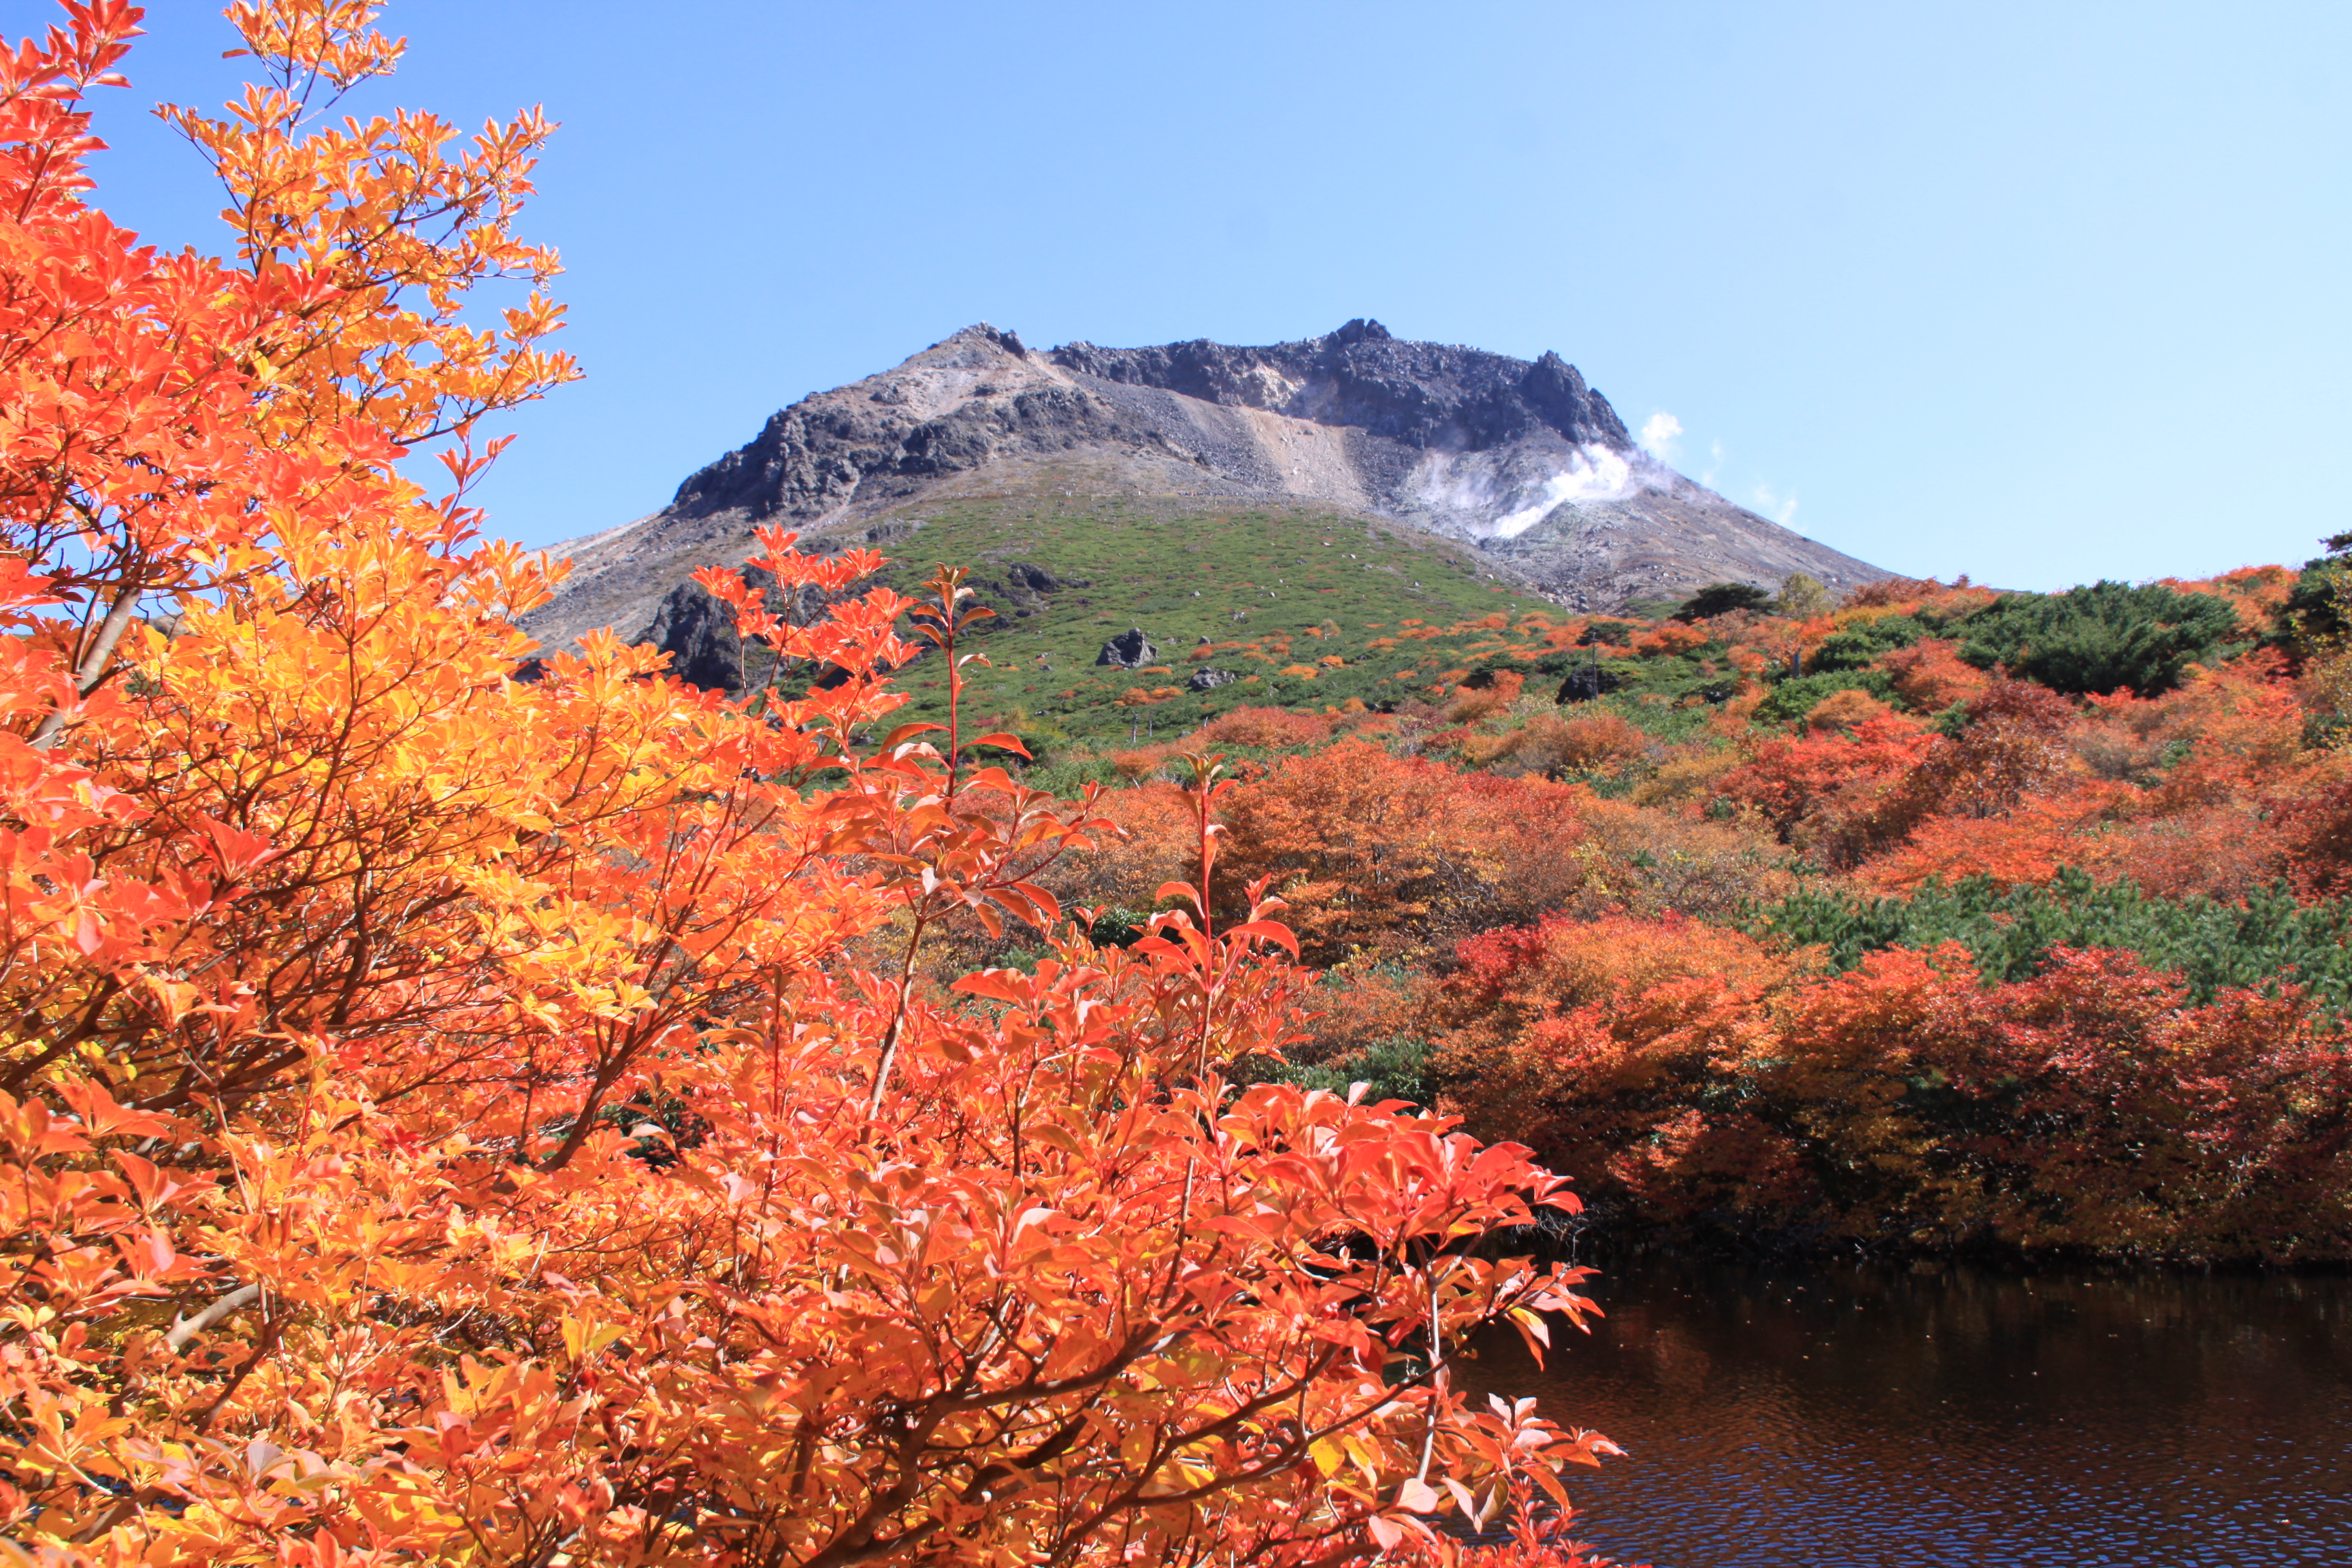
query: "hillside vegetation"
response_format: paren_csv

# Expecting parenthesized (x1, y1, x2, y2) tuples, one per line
(843, 494, 1561, 746)
(956, 547, 2352, 1262)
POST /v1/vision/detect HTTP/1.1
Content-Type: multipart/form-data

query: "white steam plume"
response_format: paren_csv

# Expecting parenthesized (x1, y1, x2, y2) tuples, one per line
(1639, 412, 1683, 464)
(1492, 446, 1635, 538)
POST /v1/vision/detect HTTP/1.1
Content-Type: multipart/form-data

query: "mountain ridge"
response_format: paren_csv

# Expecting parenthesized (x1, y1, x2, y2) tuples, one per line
(520, 321, 1889, 662)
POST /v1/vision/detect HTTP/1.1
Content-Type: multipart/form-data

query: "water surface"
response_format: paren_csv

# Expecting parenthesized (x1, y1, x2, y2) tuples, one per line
(1464, 1254, 2352, 1567)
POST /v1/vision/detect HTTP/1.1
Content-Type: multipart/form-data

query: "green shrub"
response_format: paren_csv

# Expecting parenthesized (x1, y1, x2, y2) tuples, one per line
(2277, 533, 2352, 653)
(1262, 1034, 1435, 1110)
(1080, 906, 1153, 948)
(1808, 615, 1927, 673)
(1744, 868, 2352, 1009)
(1957, 581, 2240, 696)
(1672, 582, 1774, 622)
(1753, 670, 1898, 726)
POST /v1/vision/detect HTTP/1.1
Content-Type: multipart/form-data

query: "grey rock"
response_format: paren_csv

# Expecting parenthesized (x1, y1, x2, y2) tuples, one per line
(1188, 666, 1239, 691)
(1005, 561, 1076, 593)
(641, 578, 749, 692)
(965, 559, 1090, 624)
(635, 564, 865, 694)
(1052, 318, 1628, 450)
(1098, 627, 1157, 668)
(1556, 664, 1631, 704)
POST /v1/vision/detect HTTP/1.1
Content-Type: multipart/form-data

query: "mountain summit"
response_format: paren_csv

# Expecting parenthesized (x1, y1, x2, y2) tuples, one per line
(523, 321, 1886, 657)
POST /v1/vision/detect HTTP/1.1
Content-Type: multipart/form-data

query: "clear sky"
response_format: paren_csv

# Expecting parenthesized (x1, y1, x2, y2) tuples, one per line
(72, 1, 2352, 590)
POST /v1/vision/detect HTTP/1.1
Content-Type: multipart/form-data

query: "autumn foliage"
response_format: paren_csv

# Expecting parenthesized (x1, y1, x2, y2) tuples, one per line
(0, 8, 1637, 1565)
(1431, 921, 2352, 1258)
(1032, 523, 2352, 1274)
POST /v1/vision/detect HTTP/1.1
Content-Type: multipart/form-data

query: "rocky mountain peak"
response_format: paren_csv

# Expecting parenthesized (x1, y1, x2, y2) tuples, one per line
(1045, 322, 1629, 451)
(519, 320, 1889, 662)
(906, 322, 1030, 369)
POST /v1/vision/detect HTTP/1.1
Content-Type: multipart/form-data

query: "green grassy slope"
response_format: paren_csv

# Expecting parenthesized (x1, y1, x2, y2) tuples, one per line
(847, 493, 1563, 747)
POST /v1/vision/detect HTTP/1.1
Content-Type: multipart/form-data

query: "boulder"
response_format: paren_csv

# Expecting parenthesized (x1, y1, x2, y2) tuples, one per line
(1189, 667, 1239, 691)
(1098, 627, 1158, 668)
(1556, 664, 1630, 704)
(1005, 561, 1083, 593)
(640, 578, 747, 691)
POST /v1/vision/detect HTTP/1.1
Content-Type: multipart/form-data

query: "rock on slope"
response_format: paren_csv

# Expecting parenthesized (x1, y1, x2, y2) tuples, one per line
(522, 320, 1888, 658)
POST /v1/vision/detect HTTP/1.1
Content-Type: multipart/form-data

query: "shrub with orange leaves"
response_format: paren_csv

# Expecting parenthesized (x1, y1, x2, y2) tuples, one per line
(1428, 915, 2352, 1257)
(1844, 576, 1998, 620)
(1803, 687, 1896, 732)
(1722, 683, 2097, 872)
(2278, 767, 2352, 894)
(1715, 711, 1938, 865)
(1876, 637, 1990, 710)
(1512, 710, 1650, 775)
(1109, 742, 1181, 778)
(1631, 623, 1710, 657)
(1859, 790, 2123, 894)
(0, 10, 1626, 1565)
(1198, 704, 1339, 748)
(1447, 670, 1526, 725)
(1429, 915, 1806, 1218)
(1845, 575, 1947, 608)
(1213, 742, 1600, 962)
(1902, 681, 2083, 821)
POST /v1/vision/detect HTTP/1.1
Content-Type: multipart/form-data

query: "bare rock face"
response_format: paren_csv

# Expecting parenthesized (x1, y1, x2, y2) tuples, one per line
(519, 321, 1891, 658)
(1098, 627, 1158, 668)
(1050, 318, 1629, 451)
(640, 579, 748, 691)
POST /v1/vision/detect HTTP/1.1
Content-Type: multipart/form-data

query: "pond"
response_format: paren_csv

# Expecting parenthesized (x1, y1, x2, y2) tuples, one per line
(1463, 1254, 2352, 1567)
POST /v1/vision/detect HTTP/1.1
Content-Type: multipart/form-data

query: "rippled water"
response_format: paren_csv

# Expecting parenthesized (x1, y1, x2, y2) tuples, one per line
(1463, 1254, 2352, 1567)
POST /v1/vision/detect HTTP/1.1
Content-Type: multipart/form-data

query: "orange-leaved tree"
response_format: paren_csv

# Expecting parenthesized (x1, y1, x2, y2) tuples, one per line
(0, 7, 1633, 1565)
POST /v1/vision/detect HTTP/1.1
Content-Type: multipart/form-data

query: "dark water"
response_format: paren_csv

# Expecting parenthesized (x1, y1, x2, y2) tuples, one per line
(1463, 1255, 2352, 1568)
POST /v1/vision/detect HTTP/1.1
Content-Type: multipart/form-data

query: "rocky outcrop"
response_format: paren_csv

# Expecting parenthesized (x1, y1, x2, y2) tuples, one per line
(966, 561, 1088, 623)
(520, 321, 1891, 657)
(1051, 318, 1629, 451)
(1098, 628, 1157, 668)
(640, 579, 751, 692)
(1188, 667, 1239, 691)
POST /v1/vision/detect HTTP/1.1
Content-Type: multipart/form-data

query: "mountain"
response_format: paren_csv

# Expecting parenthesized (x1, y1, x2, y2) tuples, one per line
(520, 320, 1889, 667)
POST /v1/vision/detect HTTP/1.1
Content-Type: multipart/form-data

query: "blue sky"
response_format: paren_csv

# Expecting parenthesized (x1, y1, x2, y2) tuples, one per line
(74, 1, 2351, 590)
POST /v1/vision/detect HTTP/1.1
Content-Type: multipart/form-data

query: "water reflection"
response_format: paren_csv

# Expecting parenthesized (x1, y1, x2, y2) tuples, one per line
(1463, 1254, 2352, 1567)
